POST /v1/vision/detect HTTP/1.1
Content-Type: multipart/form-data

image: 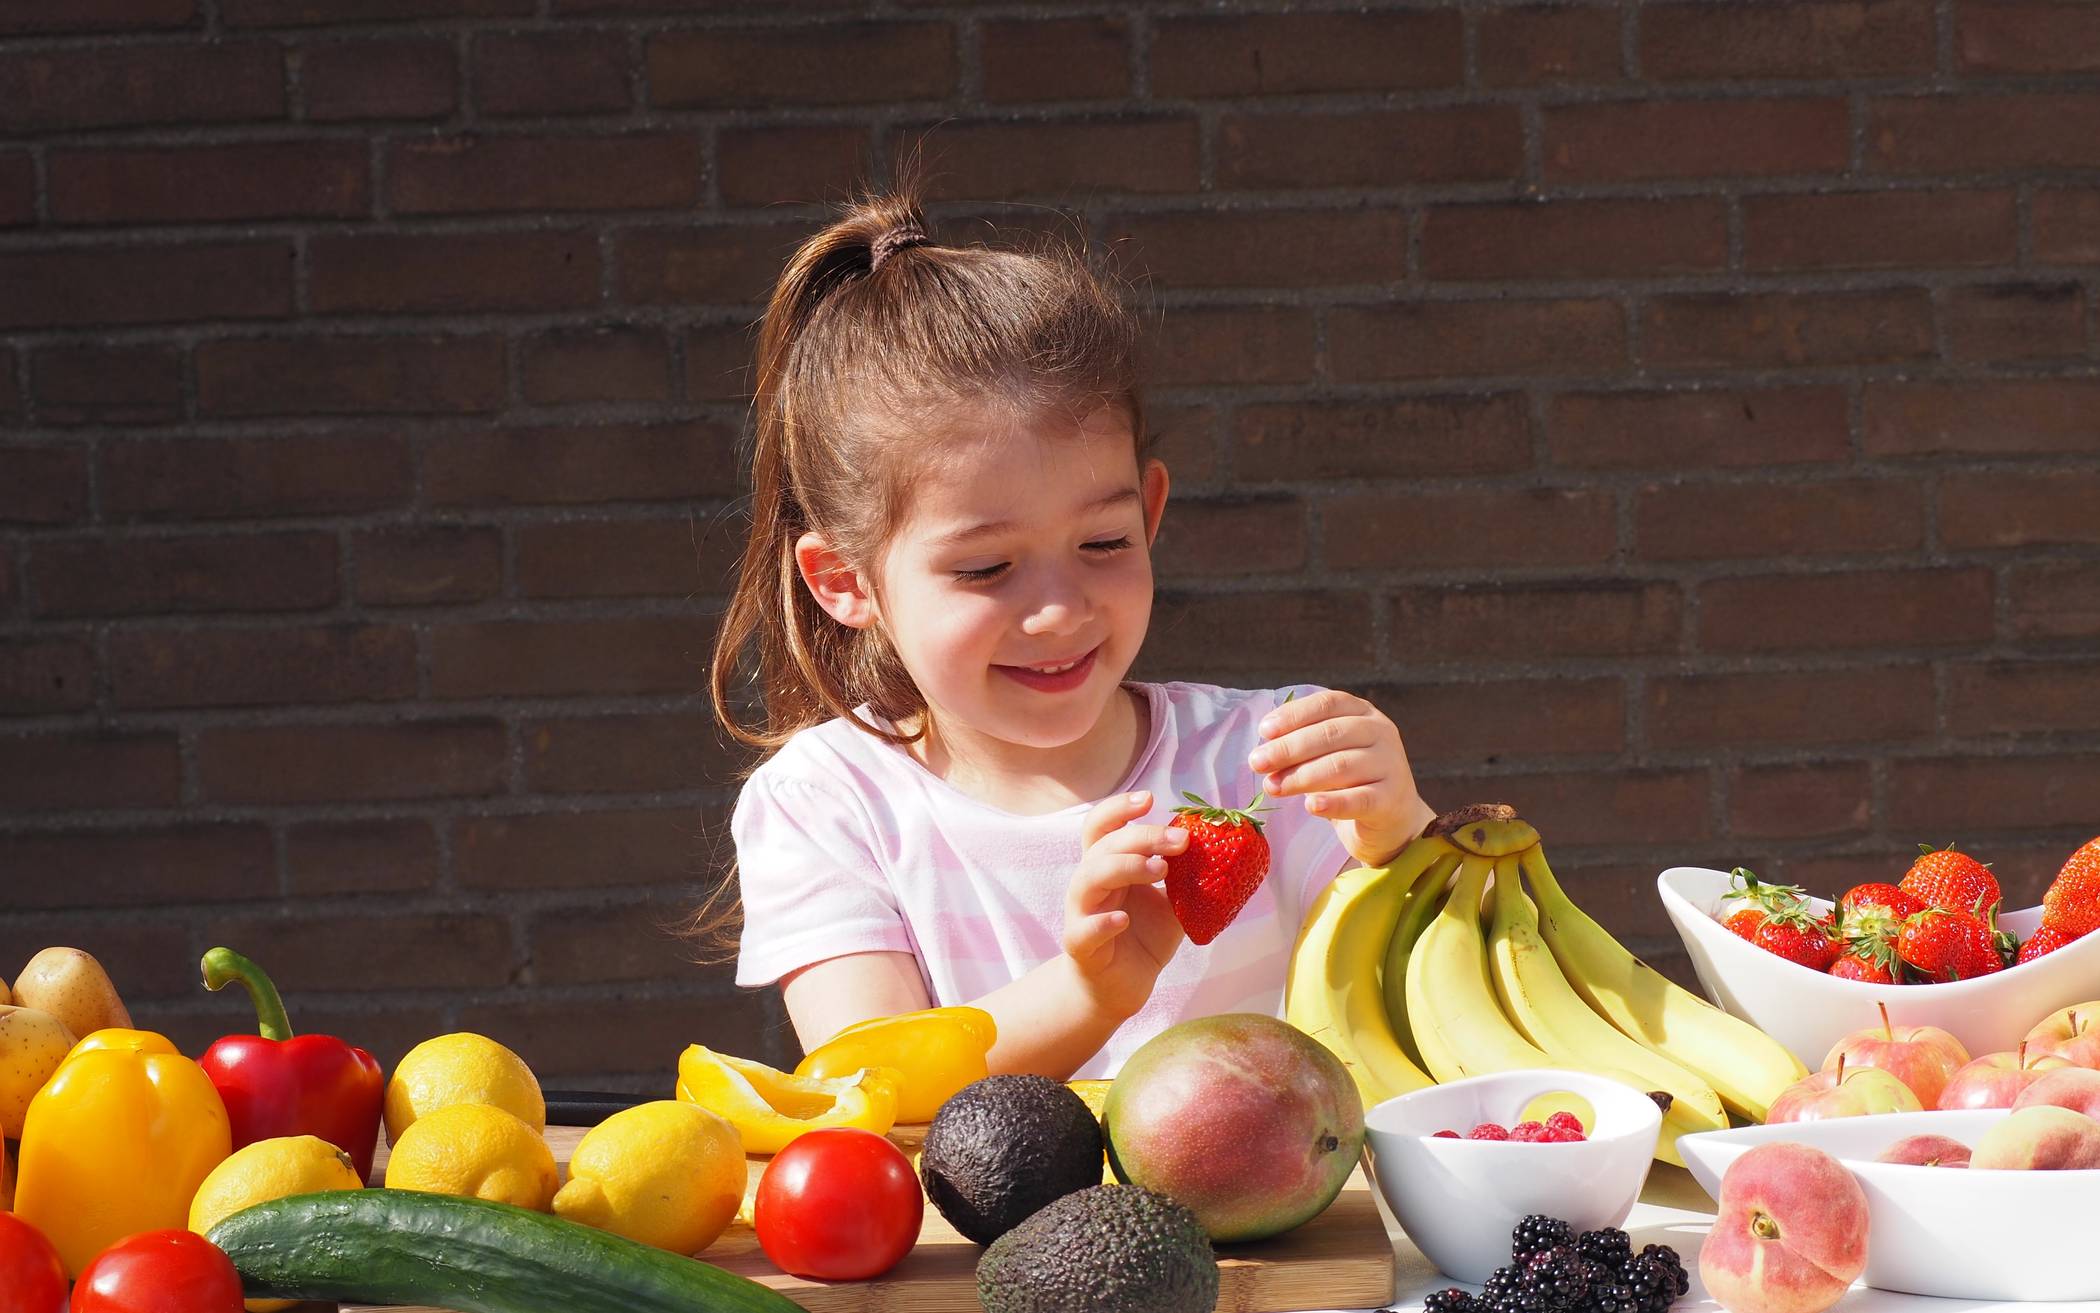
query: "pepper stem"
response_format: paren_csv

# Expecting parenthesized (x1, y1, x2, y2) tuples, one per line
(200, 946, 295, 1041)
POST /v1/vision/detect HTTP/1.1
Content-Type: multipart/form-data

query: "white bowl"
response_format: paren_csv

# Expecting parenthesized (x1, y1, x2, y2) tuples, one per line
(1363, 1070, 1661, 1284)
(1659, 866, 2100, 1069)
(1677, 1108, 2100, 1301)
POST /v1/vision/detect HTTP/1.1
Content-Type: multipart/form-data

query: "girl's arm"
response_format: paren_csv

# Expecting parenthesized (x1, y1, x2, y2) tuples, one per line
(779, 951, 931, 1054)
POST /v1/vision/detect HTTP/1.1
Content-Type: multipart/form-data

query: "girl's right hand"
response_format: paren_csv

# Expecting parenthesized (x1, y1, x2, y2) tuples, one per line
(1065, 790, 1187, 1020)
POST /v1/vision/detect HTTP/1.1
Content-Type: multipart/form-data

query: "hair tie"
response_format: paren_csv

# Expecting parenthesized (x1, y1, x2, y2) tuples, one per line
(870, 222, 930, 272)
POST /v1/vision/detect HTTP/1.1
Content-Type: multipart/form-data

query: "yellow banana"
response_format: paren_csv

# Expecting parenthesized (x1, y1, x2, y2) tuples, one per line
(1406, 852, 1560, 1082)
(1382, 856, 1452, 1069)
(1521, 845, 1807, 1122)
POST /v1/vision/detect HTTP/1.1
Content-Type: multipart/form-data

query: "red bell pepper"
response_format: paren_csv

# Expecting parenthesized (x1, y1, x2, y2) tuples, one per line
(197, 947, 384, 1182)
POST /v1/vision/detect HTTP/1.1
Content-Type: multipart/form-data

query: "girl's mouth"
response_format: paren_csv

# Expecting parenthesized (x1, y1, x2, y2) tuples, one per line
(995, 646, 1099, 693)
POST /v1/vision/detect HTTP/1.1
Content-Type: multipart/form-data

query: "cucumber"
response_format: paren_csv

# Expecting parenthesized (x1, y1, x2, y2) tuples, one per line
(205, 1189, 806, 1313)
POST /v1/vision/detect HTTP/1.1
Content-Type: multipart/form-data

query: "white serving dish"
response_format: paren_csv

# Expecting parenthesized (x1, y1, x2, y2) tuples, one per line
(1677, 1108, 2100, 1302)
(1659, 865, 2100, 1068)
(1362, 1070, 1660, 1284)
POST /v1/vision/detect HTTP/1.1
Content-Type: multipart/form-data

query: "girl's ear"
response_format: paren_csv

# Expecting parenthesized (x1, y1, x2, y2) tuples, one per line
(794, 531, 879, 629)
(1140, 457, 1171, 547)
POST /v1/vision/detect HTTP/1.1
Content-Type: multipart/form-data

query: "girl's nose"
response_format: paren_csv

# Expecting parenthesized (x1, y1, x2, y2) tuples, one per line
(1021, 572, 1090, 635)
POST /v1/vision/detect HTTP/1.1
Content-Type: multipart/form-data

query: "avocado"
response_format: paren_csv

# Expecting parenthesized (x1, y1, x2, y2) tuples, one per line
(918, 1074, 1103, 1245)
(976, 1183, 1219, 1313)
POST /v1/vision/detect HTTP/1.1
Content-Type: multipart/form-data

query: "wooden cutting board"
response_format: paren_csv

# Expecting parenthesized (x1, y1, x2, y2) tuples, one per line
(331, 1122, 1396, 1313)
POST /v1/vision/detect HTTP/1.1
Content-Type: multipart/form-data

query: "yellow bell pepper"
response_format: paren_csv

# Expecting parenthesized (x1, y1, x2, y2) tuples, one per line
(14, 1038, 232, 1276)
(66, 1027, 181, 1061)
(794, 1005, 996, 1123)
(675, 1046, 898, 1154)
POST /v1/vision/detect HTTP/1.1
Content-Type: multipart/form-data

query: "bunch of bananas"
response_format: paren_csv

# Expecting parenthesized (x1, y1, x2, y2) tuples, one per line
(1284, 806, 1807, 1165)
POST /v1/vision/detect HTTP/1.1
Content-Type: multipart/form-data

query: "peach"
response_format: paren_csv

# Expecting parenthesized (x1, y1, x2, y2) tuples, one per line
(1971, 1104, 2100, 1170)
(1821, 1003, 1968, 1111)
(1699, 1141, 1868, 1313)
(2010, 1066, 2100, 1119)
(1875, 1133, 1971, 1167)
(1939, 1045, 2072, 1110)
(2024, 1002, 2100, 1069)
(1769, 1063, 1921, 1123)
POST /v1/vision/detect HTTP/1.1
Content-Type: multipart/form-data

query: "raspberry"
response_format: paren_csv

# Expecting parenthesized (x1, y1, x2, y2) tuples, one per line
(1432, 1129, 1461, 1139)
(1544, 1125, 1585, 1142)
(1467, 1122, 1510, 1141)
(1546, 1111, 1585, 1134)
(1510, 1120, 1549, 1142)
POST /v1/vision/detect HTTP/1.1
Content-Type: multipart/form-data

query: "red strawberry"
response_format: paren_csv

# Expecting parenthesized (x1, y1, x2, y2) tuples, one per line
(2041, 837, 2100, 938)
(1723, 907, 1766, 940)
(1897, 907, 2007, 983)
(1750, 909, 1841, 971)
(1829, 952, 1899, 984)
(2017, 924, 2075, 965)
(1839, 882, 1925, 925)
(1830, 910, 1904, 984)
(1899, 845, 2000, 918)
(1163, 791, 1272, 946)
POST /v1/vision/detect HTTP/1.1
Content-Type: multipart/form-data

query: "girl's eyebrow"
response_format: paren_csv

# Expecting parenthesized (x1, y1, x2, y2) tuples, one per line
(927, 487, 1140, 549)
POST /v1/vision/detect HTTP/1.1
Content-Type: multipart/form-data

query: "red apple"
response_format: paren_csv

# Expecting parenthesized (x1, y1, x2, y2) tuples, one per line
(1875, 1133, 1971, 1167)
(1938, 1044, 2073, 1110)
(2024, 1001, 2100, 1068)
(1971, 1104, 2100, 1170)
(1821, 1002, 1969, 1111)
(2010, 1066, 2100, 1120)
(1699, 1141, 1868, 1313)
(1769, 1060, 1923, 1123)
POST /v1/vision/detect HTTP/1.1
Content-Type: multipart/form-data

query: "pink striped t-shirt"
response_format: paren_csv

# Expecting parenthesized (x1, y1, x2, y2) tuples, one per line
(732, 680, 1354, 1078)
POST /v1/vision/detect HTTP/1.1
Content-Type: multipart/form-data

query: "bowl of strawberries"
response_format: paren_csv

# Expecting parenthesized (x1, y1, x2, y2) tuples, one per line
(1658, 837, 2100, 1067)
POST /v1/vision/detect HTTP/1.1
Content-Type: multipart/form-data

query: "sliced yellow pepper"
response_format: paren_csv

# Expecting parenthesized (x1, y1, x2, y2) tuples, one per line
(675, 1046, 898, 1155)
(794, 1005, 996, 1124)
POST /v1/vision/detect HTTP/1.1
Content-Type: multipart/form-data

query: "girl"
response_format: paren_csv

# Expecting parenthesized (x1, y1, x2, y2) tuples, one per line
(710, 189, 1437, 1080)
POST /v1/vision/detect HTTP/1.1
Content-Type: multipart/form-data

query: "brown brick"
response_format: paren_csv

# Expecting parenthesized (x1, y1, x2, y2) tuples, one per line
(683, 324, 756, 402)
(1743, 190, 2015, 272)
(1544, 98, 1848, 182)
(1425, 767, 1711, 847)
(1641, 0, 1935, 79)
(0, 919, 191, 1002)
(1389, 580, 1682, 661)
(199, 720, 508, 804)
(456, 807, 714, 890)
(0, 43, 282, 132)
(302, 38, 456, 121)
(1147, 403, 1219, 484)
(211, 911, 516, 992)
(1949, 660, 2100, 735)
(354, 525, 503, 606)
(1480, 5, 1623, 86)
(1423, 197, 1727, 281)
(387, 133, 701, 215)
(1535, 859, 1693, 944)
(648, 23, 953, 107)
(1101, 209, 1405, 288)
(1940, 472, 2100, 549)
(908, 118, 1199, 202)
(983, 17, 1129, 103)
(0, 242, 293, 330)
(1889, 755, 2100, 833)
(425, 422, 739, 505)
(1728, 762, 1873, 840)
(458, 991, 758, 1081)
(225, 0, 529, 23)
(516, 517, 735, 600)
(1143, 592, 1373, 674)
(716, 124, 871, 208)
(104, 433, 412, 522)
(0, 446, 92, 523)
(287, 818, 441, 896)
(1944, 283, 2087, 362)
(430, 616, 712, 698)
(474, 31, 629, 117)
(50, 141, 369, 226)
(0, 0, 197, 35)
(1637, 478, 1924, 560)
(1959, 3, 2100, 73)
(1864, 379, 2100, 457)
(526, 712, 741, 794)
(1869, 93, 2100, 172)
(32, 533, 337, 617)
(310, 230, 600, 315)
(617, 222, 815, 306)
(198, 336, 505, 417)
(2010, 563, 2100, 642)
(1234, 396, 1533, 481)
(0, 151, 32, 227)
(1153, 496, 1307, 579)
(1331, 299, 1626, 380)
(110, 624, 416, 709)
(1324, 488, 1616, 571)
(1145, 306, 1316, 387)
(520, 327, 672, 405)
(528, 900, 702, 985)
(0, 732, 182, 810)
(1549, 387, 1850, 469)
(1217, 107, 1524, 189)
(1152, 12, 1462, 95)
(1648, 667, 1934, 749)
(0, 638, 95, 714)
(1, 825, 274, 909)
(0, 346, 17, 418)
(30, 345, 184, 426)
(1365, 677, 1625, 766)
(2035, 187, 2100, 263)
(1699, 568, 1994, 653)
(1641, 290, 1933, 369)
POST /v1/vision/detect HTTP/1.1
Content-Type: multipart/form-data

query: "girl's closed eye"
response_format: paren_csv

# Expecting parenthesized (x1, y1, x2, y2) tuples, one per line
(950, 536, 1135, 583)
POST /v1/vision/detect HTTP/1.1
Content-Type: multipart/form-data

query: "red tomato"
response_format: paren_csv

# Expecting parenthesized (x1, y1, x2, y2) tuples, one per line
(753, 1127, 923, 1280)
(0, 1212, 69, 1313)
(70, 1230, 244, 1313)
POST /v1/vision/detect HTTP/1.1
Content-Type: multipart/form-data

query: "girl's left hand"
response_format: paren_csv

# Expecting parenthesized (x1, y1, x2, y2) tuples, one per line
(1246, 689, 1437, 867)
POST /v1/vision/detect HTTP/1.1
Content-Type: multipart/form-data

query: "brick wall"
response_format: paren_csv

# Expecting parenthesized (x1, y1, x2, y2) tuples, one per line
(3, 0, 2098, 1093)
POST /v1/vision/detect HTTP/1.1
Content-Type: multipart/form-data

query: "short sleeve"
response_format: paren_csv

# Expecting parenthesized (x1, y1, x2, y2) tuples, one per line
(732, 771, 915, 989)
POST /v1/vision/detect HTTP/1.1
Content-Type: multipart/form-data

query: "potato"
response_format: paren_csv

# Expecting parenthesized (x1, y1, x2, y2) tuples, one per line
(13, 947, 131, 1041)
(0, 972, 10, 1006)
(0, 1005, 77, 1138)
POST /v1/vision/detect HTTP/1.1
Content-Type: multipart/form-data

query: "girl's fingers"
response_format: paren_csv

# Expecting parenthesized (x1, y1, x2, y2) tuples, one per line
(1247, 715, 1377, 780)
(1063, 909, 1129, 961)
(1080, 789, 1155, 848)
(1096, 823, 1189, 858)
(1075, 854, 1170, 908)
(1265, 748, 1377, 797)
(1301, 783, 1384, 819)
(1256, 689, 1362, 740)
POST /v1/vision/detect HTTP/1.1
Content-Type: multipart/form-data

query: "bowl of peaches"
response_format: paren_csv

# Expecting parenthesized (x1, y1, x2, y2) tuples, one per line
(1658, 836, 2100, 1066)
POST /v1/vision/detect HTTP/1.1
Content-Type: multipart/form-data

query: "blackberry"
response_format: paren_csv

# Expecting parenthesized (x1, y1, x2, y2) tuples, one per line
(1426, 1289, 1486, 1313)
(1518, 1246, 1593, 1313)
(1511, 1214, 1575, 1265)
(1638, 1244, 1692, 1298)
(1481, 1264, 1525, 1313)
(1577, 1226, 1633, 1270)
(1621, 1254, 1686, 1313)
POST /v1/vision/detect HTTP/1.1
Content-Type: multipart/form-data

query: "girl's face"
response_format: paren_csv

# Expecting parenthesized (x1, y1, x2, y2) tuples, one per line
(869, 404, 1168, 756)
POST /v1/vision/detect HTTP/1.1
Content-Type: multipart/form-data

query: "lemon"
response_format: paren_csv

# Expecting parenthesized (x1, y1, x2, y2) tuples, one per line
(385, 1032, 544, 1143)
(384, 1103, 559, 1210)
(189, 1135, 364, 1312)
(552, 1101, 745, 1253)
